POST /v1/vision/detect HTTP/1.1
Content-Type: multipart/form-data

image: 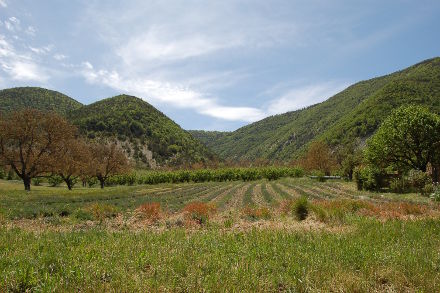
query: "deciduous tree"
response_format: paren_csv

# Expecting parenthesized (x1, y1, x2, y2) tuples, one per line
(54, 139, 91, 190)
(300, 141, 336, 175)
(0, 109, 76, 190)
(89, 142, 130, 188)
(366, 105, 440, 176)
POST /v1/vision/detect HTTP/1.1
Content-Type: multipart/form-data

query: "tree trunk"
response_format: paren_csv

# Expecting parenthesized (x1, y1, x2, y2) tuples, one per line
(99, 179, 105, 189)
(348, 169, 353, 181)
(23, 176, 31, 191)
(67, 180, 72, 190)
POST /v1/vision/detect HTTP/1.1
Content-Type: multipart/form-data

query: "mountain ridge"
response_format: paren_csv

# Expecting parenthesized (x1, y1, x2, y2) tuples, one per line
(191, 57, 440, 161)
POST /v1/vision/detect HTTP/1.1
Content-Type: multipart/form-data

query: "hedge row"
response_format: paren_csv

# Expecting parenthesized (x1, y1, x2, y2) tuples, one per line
(107, 167, 304, 186)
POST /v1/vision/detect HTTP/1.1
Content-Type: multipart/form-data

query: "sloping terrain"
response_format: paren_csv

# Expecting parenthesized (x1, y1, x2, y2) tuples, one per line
(0, 89, 214, 167)
(0, 87, 83, 116)
(195, 57, 440, 161)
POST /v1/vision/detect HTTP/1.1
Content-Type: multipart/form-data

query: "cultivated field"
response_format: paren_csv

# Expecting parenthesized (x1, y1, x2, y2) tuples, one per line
(1, 178, 440, 292)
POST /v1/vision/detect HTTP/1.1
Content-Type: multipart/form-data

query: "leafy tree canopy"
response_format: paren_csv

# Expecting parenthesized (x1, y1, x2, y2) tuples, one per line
(365, 105, 440, 173)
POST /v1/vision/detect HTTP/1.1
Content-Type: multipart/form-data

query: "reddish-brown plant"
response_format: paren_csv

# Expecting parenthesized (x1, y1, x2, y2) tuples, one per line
(183, 202, 216, 225)
(136, 202, 161, 222)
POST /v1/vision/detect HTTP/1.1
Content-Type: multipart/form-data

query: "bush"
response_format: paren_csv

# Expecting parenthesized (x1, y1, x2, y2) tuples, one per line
(183, 202, 216, 225)
(136, 202, 161, 222)
(7, 169, 14, 180)
(87, 177, 98, 188)
(293, 196, 309, 221)
(32, 178, 42, 186)
(242, 207, 272, 221)
(0, 168, 5, 179)
(48, 175, 63, 187)
(354, 166, 386, 191)
(87, 203, 118, 221)
(389, 177, 410, 193)
(408, 169, 432, 195)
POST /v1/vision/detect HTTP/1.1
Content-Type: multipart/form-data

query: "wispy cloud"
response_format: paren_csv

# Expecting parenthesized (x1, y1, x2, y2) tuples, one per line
(53, 53, 67, 61)
(117, 28, 242, 65)
(81, 62, 265, 122)
(0, 34, 49, 82)
(0, 0, 7, 8)
(266, 82, 349, 115)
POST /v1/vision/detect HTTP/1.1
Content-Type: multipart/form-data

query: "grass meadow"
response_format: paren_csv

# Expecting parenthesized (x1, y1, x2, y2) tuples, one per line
(1, 178, 440, 292)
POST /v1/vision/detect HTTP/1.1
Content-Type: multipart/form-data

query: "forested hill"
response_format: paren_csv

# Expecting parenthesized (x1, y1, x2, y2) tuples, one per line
(0, 89, 214, 167)
(192, 57, 440, 161)
(0, 87, 83, 116)
(69, 95, 214, 166)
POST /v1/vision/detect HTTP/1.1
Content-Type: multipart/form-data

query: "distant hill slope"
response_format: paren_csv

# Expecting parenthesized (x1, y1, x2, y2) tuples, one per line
(0, 87, 83, 116)
(0, 88, 214, 167)
(200, 57, 440, 161)
(188, 130, 230, 150)
(69, 95, 214, 166)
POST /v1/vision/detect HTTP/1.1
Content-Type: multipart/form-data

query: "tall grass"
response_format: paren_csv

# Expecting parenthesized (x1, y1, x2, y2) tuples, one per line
(1, 219, 440, 292)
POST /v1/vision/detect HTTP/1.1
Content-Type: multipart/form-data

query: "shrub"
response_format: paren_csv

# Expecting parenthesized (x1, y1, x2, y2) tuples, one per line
(87, 177, 98, 188)
(408, 169, 432, 195)
(48, 175, 63, 187)
(183, 202, 216, 225)
(87, 203, 118, 221)
(242, 206, 272, 221)
(354, 166, 386, 191)
(293, 196, 309, 221)
(136, 202, 161, 222)
(389, 177, 410, 193)
(32, 178, 42, 186)
(6, 169, 14, 180)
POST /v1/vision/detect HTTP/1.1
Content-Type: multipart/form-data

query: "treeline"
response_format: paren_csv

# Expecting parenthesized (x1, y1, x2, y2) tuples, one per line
(0, 109, 129, 190)
(106, 167, 304, 186)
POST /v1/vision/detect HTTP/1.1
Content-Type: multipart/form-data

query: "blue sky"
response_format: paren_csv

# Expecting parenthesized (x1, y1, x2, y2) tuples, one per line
(0, 0, 439, 131)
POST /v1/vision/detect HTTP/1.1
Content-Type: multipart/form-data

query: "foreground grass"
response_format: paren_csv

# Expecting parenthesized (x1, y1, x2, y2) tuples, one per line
(1, 179, 439, 291)
(1, 219, 440, 292)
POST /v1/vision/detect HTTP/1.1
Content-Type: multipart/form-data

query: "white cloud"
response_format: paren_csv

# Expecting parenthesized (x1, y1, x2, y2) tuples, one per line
(0, 35, 49, 82)
(267, 82, 349, 115)
(2, 61, 48, 82)
(4, 16, 20, 32)
(81, 63, 265, 122)
(117, 28, 242, 65)
(53, 53, 67, 61)
(29, 44, 52, 55)
(0, 0, 6, 8)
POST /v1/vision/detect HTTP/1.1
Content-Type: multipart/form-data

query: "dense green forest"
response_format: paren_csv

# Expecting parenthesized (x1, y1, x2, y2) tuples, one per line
(193, 57, 440, 161)
(0, 87, 83, 116)
(69, 95, 214, 165)
(0, 89, 214, 167)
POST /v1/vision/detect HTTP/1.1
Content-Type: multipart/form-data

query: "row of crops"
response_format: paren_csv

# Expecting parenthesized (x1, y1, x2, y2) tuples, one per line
(106, 167, 304, 186)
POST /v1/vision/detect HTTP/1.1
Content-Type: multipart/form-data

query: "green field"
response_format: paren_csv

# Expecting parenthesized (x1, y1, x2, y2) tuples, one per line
(1, 178, 439, 292)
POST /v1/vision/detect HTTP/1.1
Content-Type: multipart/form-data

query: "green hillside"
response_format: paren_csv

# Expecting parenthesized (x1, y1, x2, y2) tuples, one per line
(0, 88, 214, 167)
(188, 130, 230, 150)
(69, 95, 214, 166)
(0, 87, 83, 116)
(199, 57, 440, 161)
